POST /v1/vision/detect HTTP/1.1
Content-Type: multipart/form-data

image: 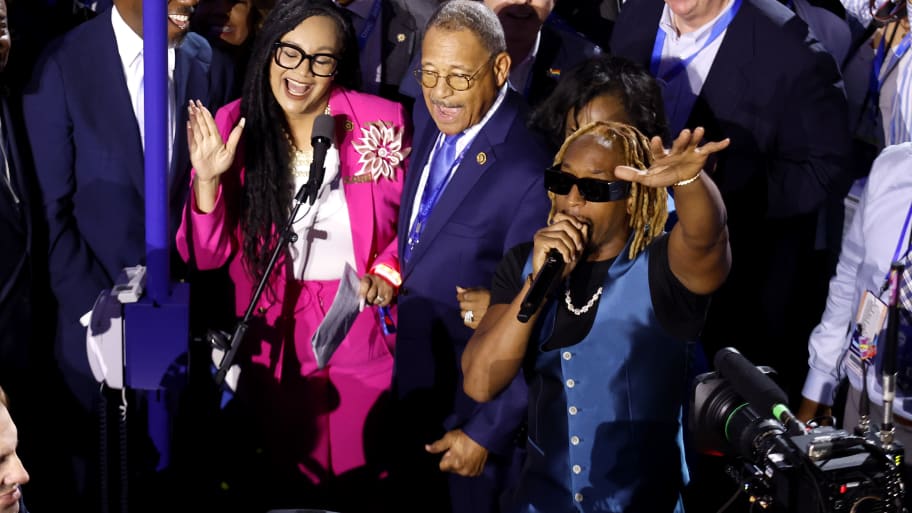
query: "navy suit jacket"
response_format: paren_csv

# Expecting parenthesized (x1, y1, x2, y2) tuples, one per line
(0, 94, 33, 380)
(610, 0, 853, 396)
(396, 89, 551, 455)
(22, 11, 227, 406)
(523, 15, 601, 108)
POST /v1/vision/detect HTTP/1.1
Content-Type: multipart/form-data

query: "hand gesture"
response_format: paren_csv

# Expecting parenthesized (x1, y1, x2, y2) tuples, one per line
(613, 127, 729, 188)
(359, 273, 395, 309)
(456, 286, 490, 329)
(530, 212, 589, 279)
(187, 99, 245, 184)
(425, 429, 488, 477)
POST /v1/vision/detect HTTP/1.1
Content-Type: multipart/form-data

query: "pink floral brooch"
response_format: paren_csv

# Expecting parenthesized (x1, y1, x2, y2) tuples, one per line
(352, 121, 411, 181)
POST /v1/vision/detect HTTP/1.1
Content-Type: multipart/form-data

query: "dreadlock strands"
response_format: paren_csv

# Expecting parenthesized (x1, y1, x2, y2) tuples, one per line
(552, 120, 668, 260)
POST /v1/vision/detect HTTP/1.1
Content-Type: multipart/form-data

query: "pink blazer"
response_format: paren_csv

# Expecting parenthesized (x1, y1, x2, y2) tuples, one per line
(176, 87, 410, 478)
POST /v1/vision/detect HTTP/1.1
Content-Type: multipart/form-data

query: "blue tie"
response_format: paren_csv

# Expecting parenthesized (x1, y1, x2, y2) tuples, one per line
(404, 134, 460, 263)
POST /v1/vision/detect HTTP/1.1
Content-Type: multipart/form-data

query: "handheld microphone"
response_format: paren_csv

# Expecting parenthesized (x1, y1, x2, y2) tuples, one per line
(517, 249, 565, 323)
(303, 113, 335, 205)
(714, 347, 807, 435)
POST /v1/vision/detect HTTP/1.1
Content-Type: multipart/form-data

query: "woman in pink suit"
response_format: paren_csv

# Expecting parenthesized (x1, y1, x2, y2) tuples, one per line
(177, 0, 410, 510)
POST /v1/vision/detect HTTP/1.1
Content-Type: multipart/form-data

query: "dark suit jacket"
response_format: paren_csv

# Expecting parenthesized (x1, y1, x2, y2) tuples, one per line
(378, 0, 420, 103)
(22, 11, 228, 408)
(395, 89, 551, 465)
(0, 94, 33, 384)
(610, 0, 853, 397)
(523, 15, 601, 108)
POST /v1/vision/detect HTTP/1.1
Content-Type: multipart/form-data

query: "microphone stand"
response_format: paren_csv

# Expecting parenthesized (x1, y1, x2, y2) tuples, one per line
(855, 359, 872, 436)
(878, 261, 904, 448)
(212, 167, 321, 386)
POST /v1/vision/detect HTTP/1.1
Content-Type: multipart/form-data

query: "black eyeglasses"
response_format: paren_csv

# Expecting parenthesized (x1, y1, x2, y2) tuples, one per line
(544, 166, 631, 202)
(273, 41, 340, 77)
(413, 55, 494, 91)
(870, 0, 907, 23)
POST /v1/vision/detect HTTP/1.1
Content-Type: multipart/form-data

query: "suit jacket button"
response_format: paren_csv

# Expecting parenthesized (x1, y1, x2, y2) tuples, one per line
(399, 287, 409, 296)
(257, 306, 267, 314)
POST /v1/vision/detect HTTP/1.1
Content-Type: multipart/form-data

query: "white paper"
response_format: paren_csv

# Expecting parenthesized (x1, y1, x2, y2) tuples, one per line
(312, 263, 363, 369)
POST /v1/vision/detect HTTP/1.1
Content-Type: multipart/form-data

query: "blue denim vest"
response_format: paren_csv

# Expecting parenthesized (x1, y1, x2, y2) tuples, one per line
(510, 238, 689, 513)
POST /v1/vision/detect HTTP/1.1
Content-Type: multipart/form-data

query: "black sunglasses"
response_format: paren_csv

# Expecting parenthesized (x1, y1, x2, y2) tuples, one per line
(544, 167, 631, 202)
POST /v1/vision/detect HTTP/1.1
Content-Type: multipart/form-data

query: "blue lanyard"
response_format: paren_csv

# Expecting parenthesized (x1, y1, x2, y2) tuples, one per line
(356, 0, 382, 51)
(870, 33, 912, 96)
(649, 0, 742, 83)
(406, 135, 469, 256)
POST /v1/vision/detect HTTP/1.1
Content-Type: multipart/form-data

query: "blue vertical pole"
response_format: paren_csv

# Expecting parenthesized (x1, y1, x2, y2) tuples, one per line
(144, 0, 169, 303)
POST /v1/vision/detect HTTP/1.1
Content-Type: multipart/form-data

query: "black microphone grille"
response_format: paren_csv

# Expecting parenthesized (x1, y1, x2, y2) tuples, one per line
(312, 113, 335, 141)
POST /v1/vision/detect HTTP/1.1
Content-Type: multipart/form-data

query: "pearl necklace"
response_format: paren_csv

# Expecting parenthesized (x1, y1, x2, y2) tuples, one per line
(564, 286, 603, 316)
(286, 104, 332, 180)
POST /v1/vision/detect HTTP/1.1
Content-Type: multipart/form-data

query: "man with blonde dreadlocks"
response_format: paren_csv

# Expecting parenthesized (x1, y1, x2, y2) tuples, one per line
(461, 120, 731, 513)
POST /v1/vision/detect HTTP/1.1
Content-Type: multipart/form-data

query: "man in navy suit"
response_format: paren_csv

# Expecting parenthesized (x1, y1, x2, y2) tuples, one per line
(483, 0, 601, 107)
(21, 0, 229, 509)
(611, 0, 853, 509)
(392, 2, 551, 512)
(0, 0, 44, 464)
(399, 1, 599, 113)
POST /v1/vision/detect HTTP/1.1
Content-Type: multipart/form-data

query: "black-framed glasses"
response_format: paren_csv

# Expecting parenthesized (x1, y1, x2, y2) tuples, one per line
(273, 41, 340, 77)
(870, 0, 907, 23)
(544, 166, 631, 202)
(413, 55, 494, 91)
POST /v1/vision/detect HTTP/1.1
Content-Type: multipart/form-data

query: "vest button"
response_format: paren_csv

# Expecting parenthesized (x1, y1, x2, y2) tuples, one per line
(574, 492, 584, 503)
(562, 351, 572, 360)
(568, 406, 578, 415)
(566, 378, 575, 388)
(572, 464, 582, 474)
(570, 435, 580, 445)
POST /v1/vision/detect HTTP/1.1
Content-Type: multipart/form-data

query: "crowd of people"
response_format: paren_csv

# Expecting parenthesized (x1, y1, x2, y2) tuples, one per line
(2, 0, 912, 512)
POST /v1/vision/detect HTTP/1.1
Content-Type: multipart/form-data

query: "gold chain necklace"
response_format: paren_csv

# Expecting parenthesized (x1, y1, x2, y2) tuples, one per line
(564, 286, 603, 316)
(286, 104, 332, 179)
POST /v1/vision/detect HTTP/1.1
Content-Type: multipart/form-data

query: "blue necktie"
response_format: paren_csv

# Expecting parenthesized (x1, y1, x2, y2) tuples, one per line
(404, 134, 460, 263)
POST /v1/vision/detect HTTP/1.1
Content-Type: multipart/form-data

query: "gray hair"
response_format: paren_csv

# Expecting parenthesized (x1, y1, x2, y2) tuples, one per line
(426, 0, 507, 55)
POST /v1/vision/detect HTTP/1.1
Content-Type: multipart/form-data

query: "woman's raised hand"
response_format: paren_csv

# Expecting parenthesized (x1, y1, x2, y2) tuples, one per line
(187, 99, 245, 184)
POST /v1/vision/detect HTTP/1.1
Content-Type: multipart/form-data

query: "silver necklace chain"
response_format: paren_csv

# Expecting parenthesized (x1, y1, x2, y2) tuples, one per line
(564, 286, 603, 316)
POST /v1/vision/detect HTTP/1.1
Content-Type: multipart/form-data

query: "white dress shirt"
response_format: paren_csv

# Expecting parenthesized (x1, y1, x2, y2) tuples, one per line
(112, 6, 177, 173)
(656, 0, 735, 135)
(290, 145, 357, 281)
(508, 30, 541, 97)
(804, 143, 912, 416)
(408, 82, 509, 230)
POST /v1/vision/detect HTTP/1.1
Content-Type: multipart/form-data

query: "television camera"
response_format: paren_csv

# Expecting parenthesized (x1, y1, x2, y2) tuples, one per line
(690, 347, 906, 512)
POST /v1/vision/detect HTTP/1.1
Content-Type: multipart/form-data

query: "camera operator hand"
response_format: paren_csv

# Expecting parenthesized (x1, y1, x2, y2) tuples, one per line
(798, 397, 833, 425)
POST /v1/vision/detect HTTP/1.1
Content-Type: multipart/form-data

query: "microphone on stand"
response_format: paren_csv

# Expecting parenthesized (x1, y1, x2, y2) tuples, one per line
(299, 113, 335, 205)
(879, 261, 905, 446)
(215, 113, 335, 387)
(517, 249, 565, 323)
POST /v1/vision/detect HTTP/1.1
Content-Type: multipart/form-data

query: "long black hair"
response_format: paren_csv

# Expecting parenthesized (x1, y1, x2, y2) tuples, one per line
(529, 54, 668, 148)
(238, 0, 359, 284)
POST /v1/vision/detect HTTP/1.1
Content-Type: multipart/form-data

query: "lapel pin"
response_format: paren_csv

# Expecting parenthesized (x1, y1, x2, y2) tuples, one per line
(397, 33, 407, 43)
(476, 152, 487, 165)
(344, 120, 354, 132)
